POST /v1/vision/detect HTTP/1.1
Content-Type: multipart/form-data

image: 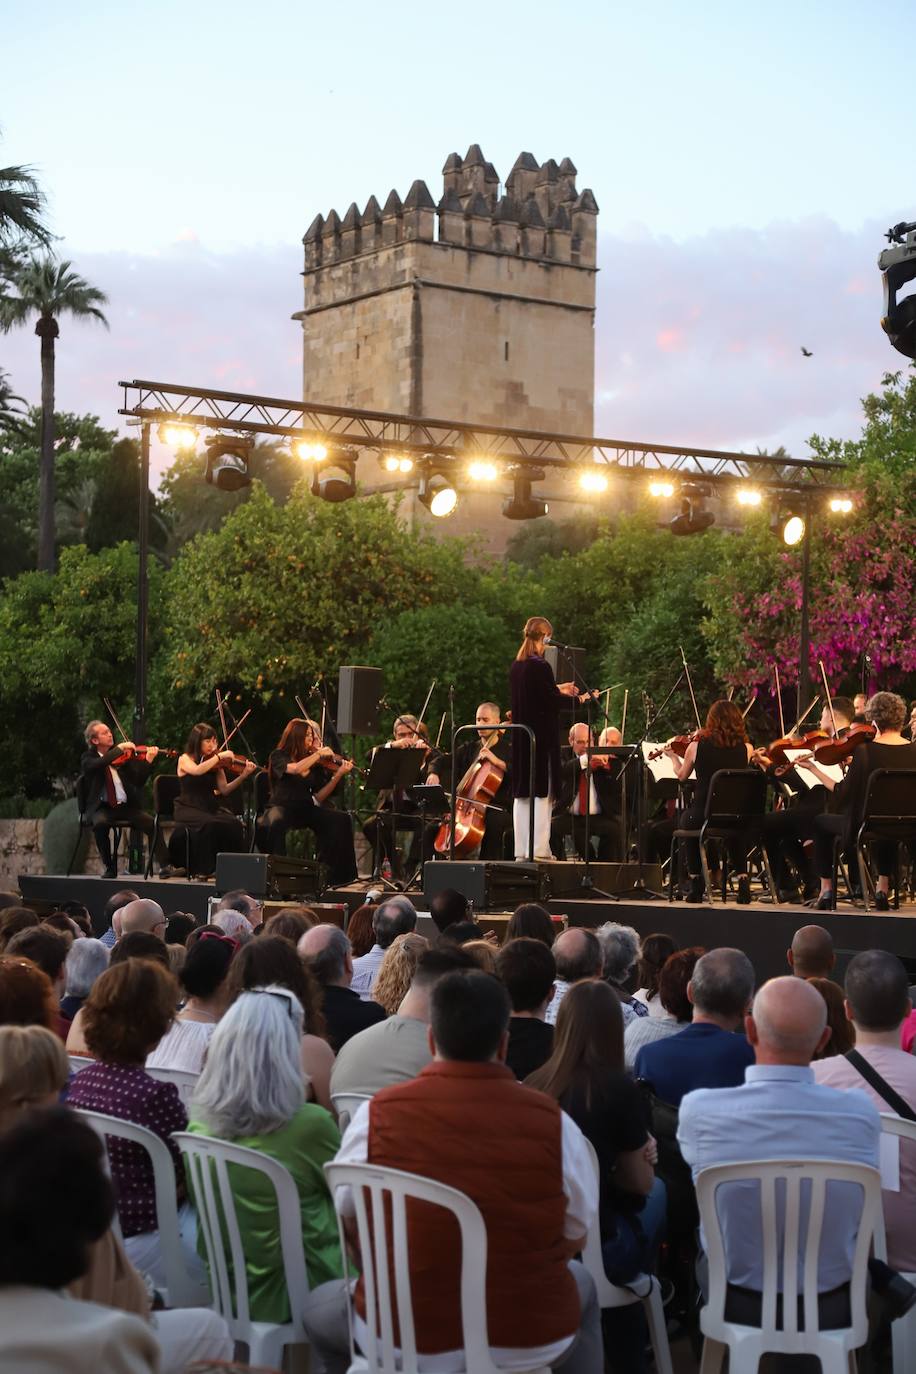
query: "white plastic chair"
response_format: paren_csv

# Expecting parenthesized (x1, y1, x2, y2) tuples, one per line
(68, 1054, 95, 1073)
(173, 1130, 311, 1370)
(331, 1090, 372, 1132)
(74, 1107, 210, 1308)
(579, 1139, 674, 1374)
(146, 1065, 200, 1108)
(876, 1114, 916, 1374)
(695, 1159, 882, 1373)
(325, 1160, 551, 1374)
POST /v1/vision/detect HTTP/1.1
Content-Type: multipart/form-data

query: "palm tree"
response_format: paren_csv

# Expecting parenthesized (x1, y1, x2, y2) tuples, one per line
(0, 258, 108, 570)
(0, 162, 49, 248)
(0, 367, 25, 434)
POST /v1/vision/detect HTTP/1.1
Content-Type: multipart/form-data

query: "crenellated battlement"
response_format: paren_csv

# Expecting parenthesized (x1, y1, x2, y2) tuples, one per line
(301, 144, 598, 272)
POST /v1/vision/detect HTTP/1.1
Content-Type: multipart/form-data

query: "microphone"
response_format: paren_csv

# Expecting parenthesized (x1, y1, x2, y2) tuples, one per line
(546, 637, 580, 650)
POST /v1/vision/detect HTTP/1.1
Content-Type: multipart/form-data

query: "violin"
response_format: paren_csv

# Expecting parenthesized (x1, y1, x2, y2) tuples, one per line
(110, 745, 178, 767)
(219, 751, 257, 778)
(647, 730, 702, 763)
(805, 722, 877, 768)
(314, 751, 367, 780)
(761, 729, 830, 771)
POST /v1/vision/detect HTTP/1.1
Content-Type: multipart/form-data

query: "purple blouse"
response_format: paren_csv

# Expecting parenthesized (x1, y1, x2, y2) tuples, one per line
(67, 1062, 187, 1237)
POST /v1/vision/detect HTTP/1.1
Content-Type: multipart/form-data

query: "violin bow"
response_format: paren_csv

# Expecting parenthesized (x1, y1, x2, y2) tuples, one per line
(415, 679, 437, 739)
(773, 664, 786, 737)
(679, 645, 702, 730)
(818, 660, 837, 737)
(742, 689, 758, 720)
(221, 706, 253, 754)
(102, 696, 130, 744)
(788, 694, 821, 736)
(215, 689, 231, 751)
(435, 712, 447, 750)
(620, 688, 628, 743)
(294, 694, 310, 722)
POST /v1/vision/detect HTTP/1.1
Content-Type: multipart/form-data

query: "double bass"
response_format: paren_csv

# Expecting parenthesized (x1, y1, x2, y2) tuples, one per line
(433, 725, 506, 857)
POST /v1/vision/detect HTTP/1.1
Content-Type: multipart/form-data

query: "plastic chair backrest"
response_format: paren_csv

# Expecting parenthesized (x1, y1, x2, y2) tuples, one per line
(859, 769, 916, 837)
(74, 1106, 208, 1307)
(172, 1131, 310, 1340)
(696, 1158, 880, 1351)
(331, 1090, 372, 1133)
(325, 1160, 513, 1374)
(69, 1054, 95, 1073)
(704, 769, 768, 827)
(152, 773, 182, 820)
(580, 1137, 631, 1307)
(146, 1065, 200, 1108)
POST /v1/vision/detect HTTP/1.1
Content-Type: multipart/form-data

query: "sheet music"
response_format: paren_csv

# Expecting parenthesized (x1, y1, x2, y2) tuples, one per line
(783, 749, 844, 790)
(642, 742, 693, 784)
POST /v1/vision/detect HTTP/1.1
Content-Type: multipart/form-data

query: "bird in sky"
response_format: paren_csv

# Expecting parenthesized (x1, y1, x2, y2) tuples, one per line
(800, 346, 813, 357)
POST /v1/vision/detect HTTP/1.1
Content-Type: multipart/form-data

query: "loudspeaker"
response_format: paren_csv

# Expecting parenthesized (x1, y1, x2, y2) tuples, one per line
(545, 644, 585, 687)
(424, 860, 543, 912)
(214, 852, 319, 900)
(338, 666, 383, 736)
(543, 860, 665, 898)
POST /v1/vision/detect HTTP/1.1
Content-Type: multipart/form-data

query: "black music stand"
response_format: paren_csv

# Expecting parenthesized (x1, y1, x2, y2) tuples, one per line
(403, 783, 450, 892)
(613, 676, 684, 900)
(364, 746, 425, 887)
(565, 745, 617, 899)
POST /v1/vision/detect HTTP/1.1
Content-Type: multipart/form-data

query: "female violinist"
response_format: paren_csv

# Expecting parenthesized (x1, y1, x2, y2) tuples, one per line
(256, 718, 357, 887)
(170, 723, 255, 878)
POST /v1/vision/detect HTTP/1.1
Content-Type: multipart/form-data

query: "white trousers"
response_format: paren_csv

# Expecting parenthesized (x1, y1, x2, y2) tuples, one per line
(153, 1309, 233, 1374)
(513, 796, 553, 861)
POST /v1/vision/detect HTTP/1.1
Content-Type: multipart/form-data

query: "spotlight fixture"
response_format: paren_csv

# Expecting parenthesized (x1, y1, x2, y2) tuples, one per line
(503, 469, 548, 521)
(204, 435, 252, 491)
(670, 483, 714, 536)
(418, 465, 458, 518)
(783, 514, 806, 546)
(829, 496, 853, 514)
(649, 478, 675, 499)
(293, 436, 329, 462)
(158, 421, 198, 452)
(311, 452, 356, 502)
(736, 486, 763, 507)
(468, 458, 500, 482)
(381, 452, 414, 474)
(578, 469, 609, 494)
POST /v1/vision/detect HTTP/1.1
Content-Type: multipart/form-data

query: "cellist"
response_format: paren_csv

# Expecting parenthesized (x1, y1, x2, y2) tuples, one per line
(447, 702, 513, 859)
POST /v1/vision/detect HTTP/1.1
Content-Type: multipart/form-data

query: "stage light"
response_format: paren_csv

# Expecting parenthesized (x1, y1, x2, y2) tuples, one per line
(503, 470, 548, 521)
(829, 496, 853, 514)
(381, 452, 414, 474)
(158, 421, 198, 452)
(468, 459, 500, 482)
(649, 479, 675, 499)
(736, 486, 762, 507)
(578, 469, 609, 494)
(418, 467, 458, 517)
(311, 453, 356, 502)
(293, 437, 328, 462)
(783, 515, 806, 546)
(670, 483, 714, 535)
(204, 436, 252, 491)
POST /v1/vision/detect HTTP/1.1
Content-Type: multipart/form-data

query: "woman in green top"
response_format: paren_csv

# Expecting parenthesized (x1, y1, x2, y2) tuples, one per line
(188, 983, 343, 1323)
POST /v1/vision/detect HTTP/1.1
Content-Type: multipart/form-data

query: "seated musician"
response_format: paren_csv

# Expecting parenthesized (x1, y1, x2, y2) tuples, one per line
(171, 723, 254, 879)
(550, 723, 622, 861)
(448, 701, 512, 860)
(256, 718, 357, 887)
(362, 715, 444, 879)
(79, 720, 167, 879)
(759, 696, 854, 903)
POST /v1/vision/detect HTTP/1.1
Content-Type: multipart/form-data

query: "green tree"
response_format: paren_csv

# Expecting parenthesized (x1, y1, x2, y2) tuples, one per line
(808, 368, 916, 517)
(158, 438, 311, 551)
(503, 514, 604, 571)
(0, 258, 108, 571)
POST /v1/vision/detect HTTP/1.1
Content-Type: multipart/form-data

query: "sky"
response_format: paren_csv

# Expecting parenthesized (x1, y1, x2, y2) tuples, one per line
(1, 0, 913, 474)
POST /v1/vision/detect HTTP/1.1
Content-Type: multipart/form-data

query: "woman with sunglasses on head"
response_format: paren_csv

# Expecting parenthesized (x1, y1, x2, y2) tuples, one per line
(146, 930, 237, 1075)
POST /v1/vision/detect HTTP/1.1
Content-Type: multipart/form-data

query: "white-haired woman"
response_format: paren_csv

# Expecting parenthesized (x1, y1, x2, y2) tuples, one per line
(188, 986, 343, 1323)
(61, 938, 110, 1021)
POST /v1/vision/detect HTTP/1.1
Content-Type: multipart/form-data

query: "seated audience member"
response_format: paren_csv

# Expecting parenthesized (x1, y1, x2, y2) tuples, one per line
(66, 959, 202, 1290)
(0, 955, 58, 1031)
(0, 1027, 231, 1374)
(146, 929, 236, 1074)
(545, 927, 603, 1026)
(505, 901, 557, 948)
(678, 976, 881, 1320)
(633, 933, 677, 1016)
(164, 913, 196, 946)
(189, 987, 344, 1321)
(97, 889, 140, 949)
(529, 979, 663, 1374)
(264, 905, 319, 944)
(437, 919, 489, 946)
(6, 925, 71, 1037)
(787, 923, 836, 980)
(0, 889, 22, 910)
(809, 975, 855, 1058)
(330, 945, 477, 1099)
(0, 1107, 161, 1374)
(68, 929, 172, 1056)
(42, 911, 84, 941)
(428, 887, 470, 935)
(496, 937, 557, 1079)
(59, 901, 94, 938)
(0, 904, 40, 952)
(635, 948, 755, 1106)
(462, 938, 499, 974)
(211, 906, 254, 944)
(596, 923, 648, 1020)
(305, 970, 602, 1374)
(813, 950, 916, 1274)
(226, 935, 333, 1111)
(371, 933, 430, 1016)
(118, 899, 167, 938)
(350, 896, 417, 1000)
(346, 904, 376, 959)
(61, 938, 110, 1021)
(166, 945, 186, 978)
(625, 947, 703, 1071)
(299, 924, 387, 1053)
(214, 889, 263, 931)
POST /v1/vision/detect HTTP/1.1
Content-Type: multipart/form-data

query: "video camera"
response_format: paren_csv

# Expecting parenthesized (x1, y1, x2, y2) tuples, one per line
(879, 221, 916, 360)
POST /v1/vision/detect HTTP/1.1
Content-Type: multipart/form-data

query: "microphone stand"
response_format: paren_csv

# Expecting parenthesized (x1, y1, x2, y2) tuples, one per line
(557, 645, 616, 900)
(613, 669, 685, 900)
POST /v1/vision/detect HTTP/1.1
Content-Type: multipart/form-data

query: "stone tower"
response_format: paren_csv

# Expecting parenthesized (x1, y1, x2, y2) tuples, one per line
(294, 145, 599, 548)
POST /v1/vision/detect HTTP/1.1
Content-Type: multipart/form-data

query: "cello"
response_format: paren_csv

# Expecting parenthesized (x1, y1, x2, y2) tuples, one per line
(433, 724, 506, 857)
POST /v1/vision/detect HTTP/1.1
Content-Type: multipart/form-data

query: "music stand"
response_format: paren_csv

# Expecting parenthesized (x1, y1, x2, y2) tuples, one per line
(364, 746, 425, 887)
(403, 783, 450, 892)
(565, 745, 617, 899)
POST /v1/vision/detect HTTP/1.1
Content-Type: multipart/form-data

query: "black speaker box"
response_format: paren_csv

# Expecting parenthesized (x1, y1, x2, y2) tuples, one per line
(338, 666, 383, 736)
(424, 860, 543, 912)
(215, 852, 319, 900)
(543, 860, 665, 898)
(545, 644, 583, 740)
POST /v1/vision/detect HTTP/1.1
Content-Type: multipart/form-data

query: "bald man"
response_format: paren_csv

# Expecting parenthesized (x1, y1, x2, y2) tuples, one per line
(678, 977, 880, 1307)
(550, 724, 623, 862)
(787, 924, 835, 980)
(117, 898, 166, 938)
(544, 927, 602, 1025)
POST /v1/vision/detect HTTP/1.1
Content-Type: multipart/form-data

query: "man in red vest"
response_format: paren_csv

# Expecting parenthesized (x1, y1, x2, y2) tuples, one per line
(303, 969, 602, 1373)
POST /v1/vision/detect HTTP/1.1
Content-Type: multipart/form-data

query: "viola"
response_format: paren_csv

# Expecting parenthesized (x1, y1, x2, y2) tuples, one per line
(110, 745, 178, 767)
(434, 732, 505, 857)
(808, 722, 877, 767)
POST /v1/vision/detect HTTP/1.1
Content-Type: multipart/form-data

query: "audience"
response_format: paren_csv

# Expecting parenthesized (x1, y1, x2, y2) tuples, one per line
(226, 935, 334, 1111)
(42, 910, 84, 940)
(146, 929, 237, 1073)
(496, 936, 557, 1079)
(529, 979, 663, 1374)
(263, 905, 319, 943)
(813, 950, 916, 1274)
(462, 937, 499, 974)
(428, 887, 470, 934)
(0, 955, 58, 1031)
(787, 923, 835, 980)
(210, 907, 254, 944)
(350, 896, 417, 1000)
(545, 927, 602, 1025)
(61, 938, 110, 1021)
(625, 947, 703, 1071)
(330, 945, 477, 1099)
(299, 923, 387, 1052)
(346, 904, 376, 958)
(6, 925, 72, 1037)
(437, 918, 487, 946)
(98, 889, 139, 949)
(635, 948, 755, 1105)
(505, 901, 557, 947)
(595, 922, 648, 1020)
(214, 889, 263, 930)
(0, 904, 40, 951)
(371, 932, 430, 1015)
(304, 970, 602, 1374)
(163, 912, 196, 946)
(59, 901, 94, 937)
(118, 899, 167, 938)
(633, 932, 678, 1016)
(808, 975, 855, 1057)
(189, 988, 344, 1321)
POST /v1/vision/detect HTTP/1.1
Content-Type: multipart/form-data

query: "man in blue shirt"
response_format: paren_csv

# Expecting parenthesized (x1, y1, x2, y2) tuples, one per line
(634, 948, 755, 1105)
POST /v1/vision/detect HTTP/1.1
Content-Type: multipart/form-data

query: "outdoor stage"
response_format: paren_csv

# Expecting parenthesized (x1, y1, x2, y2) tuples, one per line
(17, 868, 916, 987)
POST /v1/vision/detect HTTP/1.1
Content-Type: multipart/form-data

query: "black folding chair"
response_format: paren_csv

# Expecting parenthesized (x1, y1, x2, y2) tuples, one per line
(669, 768, 778, 905)
(67, 774, 124, 877)
(145, 775, 188, 878)
(849, 769, 916, 913)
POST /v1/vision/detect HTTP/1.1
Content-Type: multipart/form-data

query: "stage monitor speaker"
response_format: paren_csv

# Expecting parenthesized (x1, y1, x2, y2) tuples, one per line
(424, 860, 543, 913)
(337, 666, 383, 736)
(543, 860, 665, 898)
(214, 852, 319, 900)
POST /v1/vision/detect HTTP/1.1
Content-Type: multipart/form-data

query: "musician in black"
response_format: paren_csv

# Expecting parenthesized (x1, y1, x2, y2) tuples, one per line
(448, 701, 513, 860)
(79, 720, 166, 878)
(550, 723, 623, 861)
(257, 717, 357, 887)
(362, 715, 445, 878)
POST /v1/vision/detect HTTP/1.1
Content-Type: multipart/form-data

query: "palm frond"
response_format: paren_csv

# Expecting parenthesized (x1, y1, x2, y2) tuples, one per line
(0, 164, 50, 246)
(0, 254, 109, 332)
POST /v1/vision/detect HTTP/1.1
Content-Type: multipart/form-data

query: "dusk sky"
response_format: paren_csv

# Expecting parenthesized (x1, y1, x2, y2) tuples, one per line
(2, 0, 913, 476)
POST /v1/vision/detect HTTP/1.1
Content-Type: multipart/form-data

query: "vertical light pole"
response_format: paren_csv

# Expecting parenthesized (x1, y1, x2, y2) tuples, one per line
(133, 419, 150, 742)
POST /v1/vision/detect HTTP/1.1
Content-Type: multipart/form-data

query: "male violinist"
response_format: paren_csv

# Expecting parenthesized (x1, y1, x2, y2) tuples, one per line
(362, 715, 445, 879)
(79, 721, 167, 878)
(550, 723, 623, 861)
(448, 701, 513, 859)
